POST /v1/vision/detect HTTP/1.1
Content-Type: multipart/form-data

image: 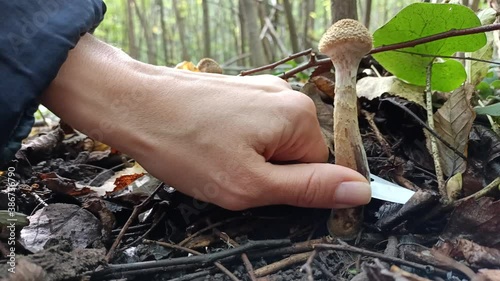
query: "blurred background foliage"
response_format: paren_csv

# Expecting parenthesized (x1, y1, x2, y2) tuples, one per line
(94, 0, 434, 74)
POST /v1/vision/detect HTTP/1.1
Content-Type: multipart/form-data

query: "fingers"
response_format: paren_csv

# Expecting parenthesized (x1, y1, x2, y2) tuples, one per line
(257, 163, 371, 209)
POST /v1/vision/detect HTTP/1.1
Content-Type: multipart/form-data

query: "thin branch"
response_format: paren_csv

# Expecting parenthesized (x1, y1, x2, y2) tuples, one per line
(240, 49, 313, 76)
(105, 183, 164, 262)
(92, 239, 291, 279)
(254, 23, 500, 78)
(382, 98, 467, 160)
(313, 243, 449, 276)
(425, 61, 446, 199)
(370, 23, 500, 55)
(144, 239, 241, 281)
(394, 50, 500, 66)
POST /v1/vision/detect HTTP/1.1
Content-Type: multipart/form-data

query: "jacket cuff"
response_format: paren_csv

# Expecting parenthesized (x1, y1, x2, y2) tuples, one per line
(0, 0, 107, 165)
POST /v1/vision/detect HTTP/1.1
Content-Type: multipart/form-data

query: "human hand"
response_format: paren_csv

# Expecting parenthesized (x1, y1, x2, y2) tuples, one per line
(42, 34, 371, 210)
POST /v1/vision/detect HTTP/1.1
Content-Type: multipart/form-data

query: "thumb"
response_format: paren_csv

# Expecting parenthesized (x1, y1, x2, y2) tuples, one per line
(259, 163, 371, 208)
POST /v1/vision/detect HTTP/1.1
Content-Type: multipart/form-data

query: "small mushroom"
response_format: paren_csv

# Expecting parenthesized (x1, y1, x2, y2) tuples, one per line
(197, 58, 223, 74)
(318, 19, 372, 240)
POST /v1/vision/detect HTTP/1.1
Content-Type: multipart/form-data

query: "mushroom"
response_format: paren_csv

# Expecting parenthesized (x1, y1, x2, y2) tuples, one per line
(318, 19, 372, 239)
(197, 58, 223, 74)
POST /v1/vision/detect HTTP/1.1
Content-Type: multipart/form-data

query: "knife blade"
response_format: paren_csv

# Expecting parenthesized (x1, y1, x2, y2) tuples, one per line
(369, 174, 415, 204)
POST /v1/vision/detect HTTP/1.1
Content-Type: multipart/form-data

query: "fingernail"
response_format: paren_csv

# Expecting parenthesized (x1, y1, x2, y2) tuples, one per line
(335, 182, 371, 206)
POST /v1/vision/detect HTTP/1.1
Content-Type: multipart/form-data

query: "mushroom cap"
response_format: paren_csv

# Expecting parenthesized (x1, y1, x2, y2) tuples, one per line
(197, 58, 223, 74)
(318, 19, 372, 61)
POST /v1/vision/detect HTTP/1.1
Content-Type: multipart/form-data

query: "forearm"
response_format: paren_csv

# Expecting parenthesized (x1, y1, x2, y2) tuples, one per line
(41, 34, 165, 155)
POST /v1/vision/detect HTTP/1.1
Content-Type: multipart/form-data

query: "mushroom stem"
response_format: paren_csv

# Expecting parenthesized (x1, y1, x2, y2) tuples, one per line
(333, 68, 369, 179)
(318, 19, 372, 240)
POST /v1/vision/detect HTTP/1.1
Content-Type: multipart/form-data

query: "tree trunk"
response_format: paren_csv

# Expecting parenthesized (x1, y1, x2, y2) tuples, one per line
(362, 0, 372, 28)
(331, 0, 358, 23)
(302, 0, 315, 49)
(126, 0, 139, 59)
(132, 0, 157, 64)
(202, 0, 211, 58)
(172, 0, 189, 60)
(238, 0, 247, 66)
(157, 0, 170, 65)
(257, 1, 273, 62)
(240, 0, 267, 67)
(283, 0, 300, 54)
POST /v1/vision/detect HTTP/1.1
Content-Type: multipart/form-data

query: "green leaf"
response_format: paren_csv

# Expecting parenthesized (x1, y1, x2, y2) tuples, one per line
(475, 103, 500, 116)
(373, 3, 487, 92)
(476, 81, 494, 98)
(491, 80, 500, 89)
(470, 8, 497, 86)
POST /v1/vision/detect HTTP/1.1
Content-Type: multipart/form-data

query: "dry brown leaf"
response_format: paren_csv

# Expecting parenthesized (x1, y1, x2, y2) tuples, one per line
(300, 81, 333, 152)
(310, 76, 335, 99)
(442, 197, 500, 247)
(433, 83, 476, 177)
(174, 61, 199, 71)
(356, 76, 425, 107)
(437, 239, 500, 268)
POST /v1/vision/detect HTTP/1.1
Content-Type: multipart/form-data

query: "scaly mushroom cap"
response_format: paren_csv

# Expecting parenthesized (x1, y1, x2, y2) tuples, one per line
(318, 19, 372, 64)
(197, 58, 223, 74)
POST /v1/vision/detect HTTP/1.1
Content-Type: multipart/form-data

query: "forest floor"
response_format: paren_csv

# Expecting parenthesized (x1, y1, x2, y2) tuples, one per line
(1, 59, 500, 281)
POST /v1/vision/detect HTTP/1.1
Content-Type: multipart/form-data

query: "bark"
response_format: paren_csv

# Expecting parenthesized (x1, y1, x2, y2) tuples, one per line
(172, 0, 189, 60)
(202, 0, 211, 57)
(240, 0, 267, 67)
(331, 0, 358, 23)
(126, 0, 139, 59)
(283, 0, 300, 54)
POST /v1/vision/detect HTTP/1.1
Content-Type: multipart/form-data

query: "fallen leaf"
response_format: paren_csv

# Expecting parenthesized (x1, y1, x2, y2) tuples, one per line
(442, 197, 500, 247)
(300, 81, 333, 152)
(19, 203, 102, 252)
(174, 61, 199, 71)
(437, 239, 500, 268)
(356, 76, 425, 107)
(433, 84, 476, 177)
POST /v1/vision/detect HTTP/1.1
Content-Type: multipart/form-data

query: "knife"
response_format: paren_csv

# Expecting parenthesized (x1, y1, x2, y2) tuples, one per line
(369, 174, 415, 204)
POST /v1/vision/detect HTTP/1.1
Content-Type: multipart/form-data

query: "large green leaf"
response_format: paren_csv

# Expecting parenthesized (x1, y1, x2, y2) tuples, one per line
(373, 3, 486, 92)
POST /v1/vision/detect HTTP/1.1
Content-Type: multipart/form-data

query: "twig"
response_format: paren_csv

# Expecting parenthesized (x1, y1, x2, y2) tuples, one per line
(299, 249, 318, 281)
(361, 109, 393, 157)
(394, 50, 500, 66)
(278, 53, 320, 80)
(92, 239, 291, 279)
(314, 243, 448, 276)
(178, 216, 280, 247)
(382, 98, 467, 160)
(453, 176, 500, 206)
(425, 61, 446, 199)
(268, 23, 500, 79)
(105, 183, 164, 262)
(144, 239, 241, 281)
(168, 270, 212, 281)
(239, 49, 313, 76)
(370, 23, 500, 54)
(255, 251, 313, 277)
(214, 229, 257, 281)
(117, 212, 166, 251)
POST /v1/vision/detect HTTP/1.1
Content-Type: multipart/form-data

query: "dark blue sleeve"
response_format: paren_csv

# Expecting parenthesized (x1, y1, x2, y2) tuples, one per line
(0, 0, 106, 165)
